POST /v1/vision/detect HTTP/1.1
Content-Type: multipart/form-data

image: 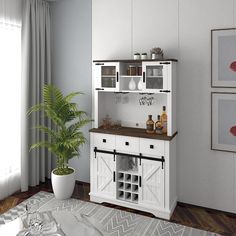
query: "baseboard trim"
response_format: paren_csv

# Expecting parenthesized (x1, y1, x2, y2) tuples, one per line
(75, 180, 90, 186)
(177, 201, 236, 217)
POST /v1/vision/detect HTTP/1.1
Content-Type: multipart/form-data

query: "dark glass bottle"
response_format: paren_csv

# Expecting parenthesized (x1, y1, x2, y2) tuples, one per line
(146, 115, 154, 134)
(155, 115, 163, 134)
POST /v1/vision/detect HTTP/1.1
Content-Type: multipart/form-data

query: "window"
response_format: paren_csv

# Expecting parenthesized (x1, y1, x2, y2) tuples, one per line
(0, 22, 21, 199)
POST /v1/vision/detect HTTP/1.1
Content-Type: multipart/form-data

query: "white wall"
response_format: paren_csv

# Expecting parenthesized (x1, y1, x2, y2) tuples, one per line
(50, 0, 92, 182)
(92, 0, 236, 213)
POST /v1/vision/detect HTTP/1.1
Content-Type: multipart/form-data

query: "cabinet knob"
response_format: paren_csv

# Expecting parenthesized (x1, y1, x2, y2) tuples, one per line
(150, 145, 154, 149)
(103, 139, 106, 143)
(125, 141, 129, 146)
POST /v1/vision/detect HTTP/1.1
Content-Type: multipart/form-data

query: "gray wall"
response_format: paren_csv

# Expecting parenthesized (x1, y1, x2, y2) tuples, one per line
(50, 0, 236, 213)
(50, 0, 92, 183)
(92, 0, 236, 213)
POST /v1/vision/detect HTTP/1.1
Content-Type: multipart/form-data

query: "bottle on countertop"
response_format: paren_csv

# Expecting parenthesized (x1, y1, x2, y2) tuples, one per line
(161, 106, 167, 134)
(146, 115, 155, 134)
(155, 115, 163, 134)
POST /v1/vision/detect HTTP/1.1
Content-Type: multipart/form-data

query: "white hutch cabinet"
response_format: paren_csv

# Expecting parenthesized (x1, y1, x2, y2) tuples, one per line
(90, 59, 177, 219)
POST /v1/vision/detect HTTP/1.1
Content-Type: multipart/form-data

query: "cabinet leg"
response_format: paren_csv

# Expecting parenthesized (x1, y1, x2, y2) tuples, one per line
(90, 195, 105, 204)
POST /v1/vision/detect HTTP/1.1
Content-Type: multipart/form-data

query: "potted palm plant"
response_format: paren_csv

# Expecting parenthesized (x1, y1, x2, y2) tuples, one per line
(28, 85, 91, 200)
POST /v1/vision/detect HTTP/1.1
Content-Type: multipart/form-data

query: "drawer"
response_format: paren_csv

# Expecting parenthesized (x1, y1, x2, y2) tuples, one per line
(116, 136, 139, 154)
(140, 138, 165, 157)
(93, 133, 115, 150)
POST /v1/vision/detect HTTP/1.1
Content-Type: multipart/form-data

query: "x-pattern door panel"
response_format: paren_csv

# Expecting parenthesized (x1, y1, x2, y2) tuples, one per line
(140, 159, 164, 208)
(96, 153, 115, 197)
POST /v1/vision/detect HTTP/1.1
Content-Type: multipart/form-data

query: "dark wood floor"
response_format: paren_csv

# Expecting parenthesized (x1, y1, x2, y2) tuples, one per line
(1, 180, 236, 235)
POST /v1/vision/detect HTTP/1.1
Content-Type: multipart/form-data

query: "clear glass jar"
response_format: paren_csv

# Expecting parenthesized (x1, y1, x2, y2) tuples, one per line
(127, 65, 136, 76)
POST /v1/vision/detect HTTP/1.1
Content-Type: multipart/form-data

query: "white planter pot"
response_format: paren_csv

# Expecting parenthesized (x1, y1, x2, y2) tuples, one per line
(51, 168, 75, 200)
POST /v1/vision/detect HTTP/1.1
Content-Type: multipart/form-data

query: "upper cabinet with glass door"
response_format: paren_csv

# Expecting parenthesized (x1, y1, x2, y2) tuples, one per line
(93, 62, 120, 91)
(93, 60, 176, 93)
(142, 61, 170, 93)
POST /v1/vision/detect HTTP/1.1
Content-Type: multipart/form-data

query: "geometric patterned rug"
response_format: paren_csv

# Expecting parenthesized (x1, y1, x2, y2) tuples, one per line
(0, 191, 220, 236)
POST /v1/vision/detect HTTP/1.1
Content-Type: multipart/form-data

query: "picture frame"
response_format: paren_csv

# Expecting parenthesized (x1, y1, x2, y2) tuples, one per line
(211, 28, 236, 88)
(211, 92, 236, 152)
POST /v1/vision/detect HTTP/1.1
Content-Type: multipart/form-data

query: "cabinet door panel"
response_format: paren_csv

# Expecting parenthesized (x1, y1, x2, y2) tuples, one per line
(94, 62, 120, 91)
(139, 159, 164, 208)
(142, 62, 169, 92)
(96, 153, 115, 198)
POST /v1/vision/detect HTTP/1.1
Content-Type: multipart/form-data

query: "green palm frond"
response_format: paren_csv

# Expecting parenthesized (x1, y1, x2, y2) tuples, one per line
(28, 84, 91, 172)
(29, 141, 52, 151)
(68, 119, 92, 133)
(33, 125, 57, 138)
(27, 103, 44, 115)
(65, 92, 83, 102)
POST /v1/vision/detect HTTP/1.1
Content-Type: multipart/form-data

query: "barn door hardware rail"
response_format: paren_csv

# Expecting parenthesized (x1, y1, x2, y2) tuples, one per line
(93, 147, 165, 168)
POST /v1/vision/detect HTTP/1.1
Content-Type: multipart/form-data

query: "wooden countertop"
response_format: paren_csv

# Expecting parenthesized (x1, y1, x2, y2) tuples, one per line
(89, 127, 178, 141)
(93, 59, 178, 63)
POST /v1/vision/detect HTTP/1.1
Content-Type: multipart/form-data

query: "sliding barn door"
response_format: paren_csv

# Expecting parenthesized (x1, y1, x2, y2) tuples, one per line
(96, 153, 115, 198)
(139, 159, 164, 208)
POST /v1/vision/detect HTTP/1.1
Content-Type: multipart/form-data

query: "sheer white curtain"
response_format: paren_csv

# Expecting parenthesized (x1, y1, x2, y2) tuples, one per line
(0, 0, 22, 200)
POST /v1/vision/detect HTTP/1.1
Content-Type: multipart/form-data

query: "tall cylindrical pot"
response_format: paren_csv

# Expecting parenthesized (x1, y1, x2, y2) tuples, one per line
(51, 168, 75, 200)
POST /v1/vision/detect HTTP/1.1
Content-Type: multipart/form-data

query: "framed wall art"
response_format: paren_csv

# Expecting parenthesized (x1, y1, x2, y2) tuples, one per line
(211, 28, 236, 88)
(211, 92, 236, 152)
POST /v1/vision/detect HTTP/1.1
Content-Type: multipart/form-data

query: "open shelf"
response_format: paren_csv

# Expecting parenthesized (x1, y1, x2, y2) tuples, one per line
(120, 75, 142, 78)
(119, 76, 143, 91)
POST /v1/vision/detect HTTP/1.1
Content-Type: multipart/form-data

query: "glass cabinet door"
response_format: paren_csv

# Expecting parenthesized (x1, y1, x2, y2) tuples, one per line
(143, 62, 168, 92)
(101, 65, 116, 88)
(94, 62, 119, 91)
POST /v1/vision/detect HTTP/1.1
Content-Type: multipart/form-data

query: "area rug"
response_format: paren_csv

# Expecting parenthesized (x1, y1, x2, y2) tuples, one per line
(0, 191, 220, 236)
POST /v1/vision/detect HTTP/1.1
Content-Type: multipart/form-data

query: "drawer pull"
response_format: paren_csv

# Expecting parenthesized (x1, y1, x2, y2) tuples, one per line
(125, 141, 129, 146)
(102, 139, 106, 143)
(150, 145, 154, 149)
(139, 176, 142, 187)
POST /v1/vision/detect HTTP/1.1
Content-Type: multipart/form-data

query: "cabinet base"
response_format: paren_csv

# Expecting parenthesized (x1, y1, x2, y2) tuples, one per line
(89, 193, 177, 220)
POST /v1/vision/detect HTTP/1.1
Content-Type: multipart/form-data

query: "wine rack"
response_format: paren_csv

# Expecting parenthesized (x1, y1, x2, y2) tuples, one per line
(117, 170, 139, 203)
